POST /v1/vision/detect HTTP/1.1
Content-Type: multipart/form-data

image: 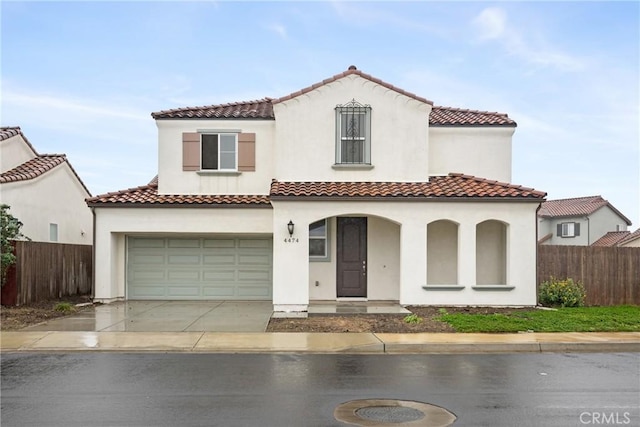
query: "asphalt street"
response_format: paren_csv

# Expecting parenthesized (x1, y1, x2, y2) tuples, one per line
(1, 352, 638, 427)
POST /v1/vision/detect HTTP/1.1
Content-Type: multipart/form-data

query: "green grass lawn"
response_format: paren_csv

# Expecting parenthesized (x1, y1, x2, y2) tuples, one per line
(437, 306, 640, 333)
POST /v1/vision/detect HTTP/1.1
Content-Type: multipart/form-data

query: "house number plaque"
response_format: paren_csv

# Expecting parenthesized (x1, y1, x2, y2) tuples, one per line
(284, 238, 299, 243)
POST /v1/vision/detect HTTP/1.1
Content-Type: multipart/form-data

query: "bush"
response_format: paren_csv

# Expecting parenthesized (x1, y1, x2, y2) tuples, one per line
(538, 278, 586, 307)
(54, 302, 76, 313)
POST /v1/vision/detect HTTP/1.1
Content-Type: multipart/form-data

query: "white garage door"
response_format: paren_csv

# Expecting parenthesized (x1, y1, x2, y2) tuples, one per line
(127, 236, 272, 300)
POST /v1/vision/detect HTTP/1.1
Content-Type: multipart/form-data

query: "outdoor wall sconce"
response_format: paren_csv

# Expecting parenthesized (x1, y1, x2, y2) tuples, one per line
(287, 220, 295, 237)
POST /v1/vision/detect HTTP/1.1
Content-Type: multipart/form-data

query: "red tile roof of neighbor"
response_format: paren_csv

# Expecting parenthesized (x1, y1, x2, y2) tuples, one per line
(0, 126, 38, 156)
(151, 66, 516, 126)
(89, 174, 545, 206)
(591, 231, 632, 247)
(592, 228, 640, 247)
(0, 127, 92, 196)
(0, 155, 67, 183)
(619, 228, 640, 245)
(538, 195, 632, 225)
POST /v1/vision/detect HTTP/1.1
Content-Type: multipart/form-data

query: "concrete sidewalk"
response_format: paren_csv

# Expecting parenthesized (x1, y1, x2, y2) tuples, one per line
(2, 331, 639, 353)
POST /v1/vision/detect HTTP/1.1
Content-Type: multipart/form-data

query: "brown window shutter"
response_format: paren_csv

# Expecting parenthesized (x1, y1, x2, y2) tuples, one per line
(238, 133, 256, 172)
(182, 132, 200, 171)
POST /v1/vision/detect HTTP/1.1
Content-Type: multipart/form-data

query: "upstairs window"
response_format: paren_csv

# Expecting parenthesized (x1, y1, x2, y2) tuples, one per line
(201, 133, 237, 171)
(558, 222, 580, 238)
(335, 99, 371, 164)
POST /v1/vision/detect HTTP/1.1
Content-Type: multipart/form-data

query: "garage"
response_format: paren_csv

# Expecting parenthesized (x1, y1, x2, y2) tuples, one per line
(126, 236, 272, 300)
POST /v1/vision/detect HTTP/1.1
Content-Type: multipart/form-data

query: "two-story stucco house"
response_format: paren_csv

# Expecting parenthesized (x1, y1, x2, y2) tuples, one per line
(538, 196, 632, 246)
(0, 127, 93, 244)
(87, 66, 546, 312)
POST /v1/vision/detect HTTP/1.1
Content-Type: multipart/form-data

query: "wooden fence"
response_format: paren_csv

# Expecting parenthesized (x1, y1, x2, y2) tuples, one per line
(538, 245, 640, 306)
(1, 241, 92, 306)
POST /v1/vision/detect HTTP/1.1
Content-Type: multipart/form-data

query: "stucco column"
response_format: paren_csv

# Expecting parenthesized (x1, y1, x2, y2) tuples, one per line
(271, 203, 309, 312)
(458, 221, 476, 288)
(399, 220, 427, 305)
(93, 228, 122, 303)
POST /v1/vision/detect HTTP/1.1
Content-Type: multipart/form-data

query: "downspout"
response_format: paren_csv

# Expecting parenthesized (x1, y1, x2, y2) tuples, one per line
(586, 216, 590, 245)
(90, 206, 96, 301)
(535, 203, 542, 306)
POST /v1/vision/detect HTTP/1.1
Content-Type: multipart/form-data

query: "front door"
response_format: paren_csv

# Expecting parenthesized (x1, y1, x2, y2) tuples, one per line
(336, 217, 367, 297)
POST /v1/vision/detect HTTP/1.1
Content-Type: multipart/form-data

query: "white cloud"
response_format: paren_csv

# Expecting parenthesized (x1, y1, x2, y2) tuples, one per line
(267, 23, 287, 39)
(471, 7, 585, 72)
(472, 7, 507, 41)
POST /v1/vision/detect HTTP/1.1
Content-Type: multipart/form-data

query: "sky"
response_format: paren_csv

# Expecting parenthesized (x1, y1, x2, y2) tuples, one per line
(1, 1, 639, 226)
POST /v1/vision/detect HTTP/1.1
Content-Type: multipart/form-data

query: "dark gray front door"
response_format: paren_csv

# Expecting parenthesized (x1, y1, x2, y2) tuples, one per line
(336, 217, 367, 297)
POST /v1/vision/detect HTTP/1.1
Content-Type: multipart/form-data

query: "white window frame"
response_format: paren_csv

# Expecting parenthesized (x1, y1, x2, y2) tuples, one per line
(335, 100, 371, 165)
(201, 133, 238, 171)
(309, 219, 330, 261)
(561, 222, 575, 237)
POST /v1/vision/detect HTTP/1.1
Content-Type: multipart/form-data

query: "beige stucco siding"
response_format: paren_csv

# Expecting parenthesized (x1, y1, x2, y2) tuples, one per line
(156, 120, 275, 195)
(428, 127, 513, 182)
(273, 75, 431, 182)
(1, 164, 93, 244)
(0, 135, 36, 172)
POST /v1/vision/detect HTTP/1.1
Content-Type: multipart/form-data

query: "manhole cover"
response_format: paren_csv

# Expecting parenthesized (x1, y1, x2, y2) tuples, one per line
(356, 406, 425, 423)
(334, 399, 456, 426)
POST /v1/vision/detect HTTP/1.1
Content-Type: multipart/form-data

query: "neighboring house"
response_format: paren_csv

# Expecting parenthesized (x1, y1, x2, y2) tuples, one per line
(0, 127, 93, 244)
(87, 66, 546, 312)
(538, 196, 632, 246)
(592, 228, 640, 247)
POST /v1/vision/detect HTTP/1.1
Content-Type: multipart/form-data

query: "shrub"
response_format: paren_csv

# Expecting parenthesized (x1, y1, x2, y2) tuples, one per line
(403, 313, 423, 324)
(538, 277, 586, 307)
(54, 302, 76, 313)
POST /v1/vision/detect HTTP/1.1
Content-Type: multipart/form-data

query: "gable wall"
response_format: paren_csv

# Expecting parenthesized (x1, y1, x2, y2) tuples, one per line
(1, 164, 93, 244)
(428, 127, 513, 182)
(589, 206, 629, 243)
(272, 75, 432, 181)
(1, 134, 37, 172)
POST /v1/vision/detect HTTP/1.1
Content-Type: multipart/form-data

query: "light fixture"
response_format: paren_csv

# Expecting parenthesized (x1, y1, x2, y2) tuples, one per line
(287, 220, 295, 237)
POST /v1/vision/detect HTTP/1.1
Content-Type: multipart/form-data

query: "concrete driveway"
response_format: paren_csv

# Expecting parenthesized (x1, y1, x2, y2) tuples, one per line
(23, 301, 274, 333)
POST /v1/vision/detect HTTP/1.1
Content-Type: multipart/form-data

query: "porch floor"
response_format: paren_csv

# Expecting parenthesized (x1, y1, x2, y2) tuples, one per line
(308, 301, 410, 316)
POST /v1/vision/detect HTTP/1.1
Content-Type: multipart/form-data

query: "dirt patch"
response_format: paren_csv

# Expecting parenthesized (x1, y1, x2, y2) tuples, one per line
(1, 295, 95, 331)
(267, 306, 532, 333)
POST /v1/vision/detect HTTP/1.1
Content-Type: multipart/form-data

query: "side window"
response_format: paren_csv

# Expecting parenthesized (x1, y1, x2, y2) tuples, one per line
(558, 222, 580, 238)
(201, 133, 237, 171)
(335, 99, 371, 164)
(49, 223, 58, 242)
(309, 219, 330, 260)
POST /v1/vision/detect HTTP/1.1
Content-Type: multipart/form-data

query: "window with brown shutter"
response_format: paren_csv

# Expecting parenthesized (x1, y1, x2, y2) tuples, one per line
(182, 131, 256, 172)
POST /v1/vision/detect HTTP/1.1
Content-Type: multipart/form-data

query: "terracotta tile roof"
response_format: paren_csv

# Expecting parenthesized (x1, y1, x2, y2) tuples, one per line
(151, 98, 275, 120)
(618, 228, 640, 246)
(0, 126, 38, 155)
(0, 154, 67, 183)
(539, 195, 632, 224)
(272, 65, 433, 106)
(430, 106, 515, 126)
(591, 231, 632, 247)
(151, 67, 515, 126)
(269, 173, 545, 200)
(86, 182, 271, 207)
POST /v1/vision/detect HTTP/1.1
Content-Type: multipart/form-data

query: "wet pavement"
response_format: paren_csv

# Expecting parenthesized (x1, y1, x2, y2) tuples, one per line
(2, 352, 638, 426)
(22, 300, 274, 332)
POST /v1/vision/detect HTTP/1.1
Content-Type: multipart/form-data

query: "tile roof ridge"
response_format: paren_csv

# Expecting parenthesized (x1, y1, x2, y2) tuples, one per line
(433, 105, 510, 117)
(151, 98, 273, 118)
(545, 195, 604, 203)
(273, 66, 433, 106)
